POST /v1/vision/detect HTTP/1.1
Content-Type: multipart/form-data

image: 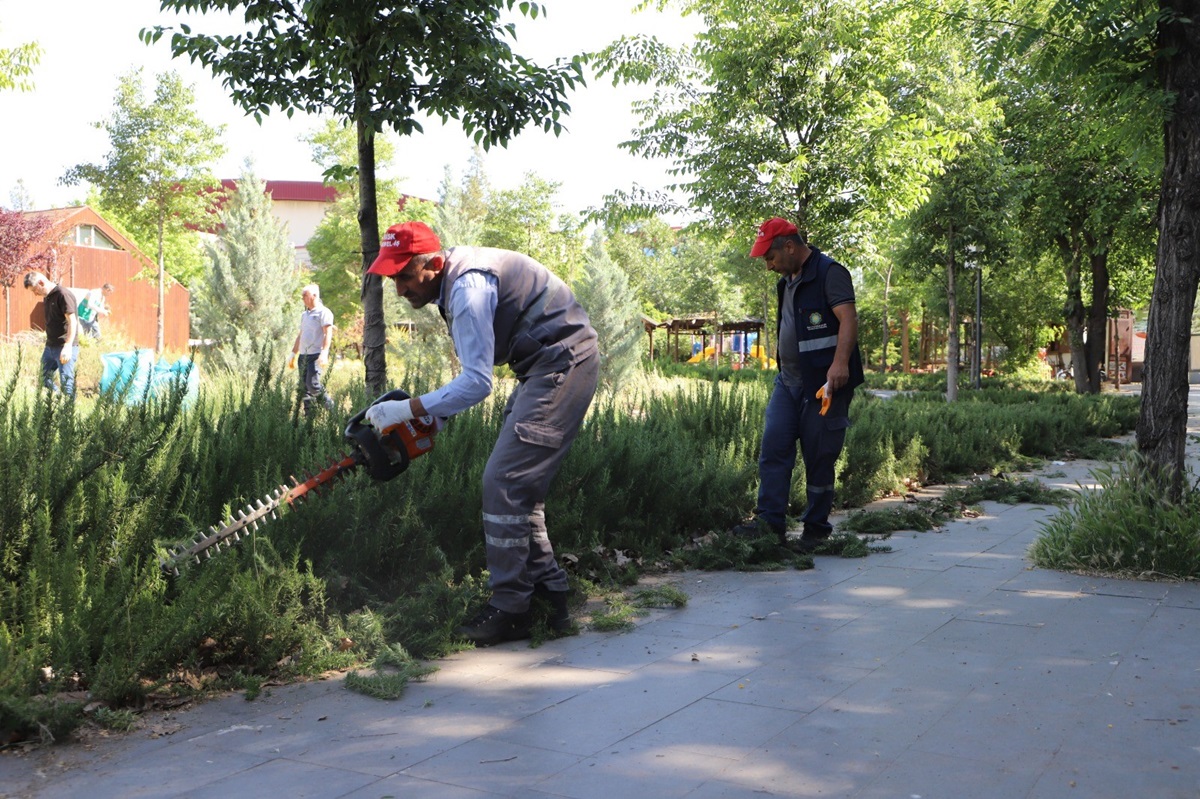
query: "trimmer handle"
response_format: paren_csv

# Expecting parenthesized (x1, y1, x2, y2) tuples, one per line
(345, 389, 438, 482)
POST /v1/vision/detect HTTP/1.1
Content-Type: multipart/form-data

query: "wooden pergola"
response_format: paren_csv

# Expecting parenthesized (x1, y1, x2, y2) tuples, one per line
(642, 313, 767, 362)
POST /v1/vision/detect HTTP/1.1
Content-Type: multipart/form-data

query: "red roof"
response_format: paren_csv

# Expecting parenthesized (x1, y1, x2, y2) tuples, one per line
(219, 179, 340, 203)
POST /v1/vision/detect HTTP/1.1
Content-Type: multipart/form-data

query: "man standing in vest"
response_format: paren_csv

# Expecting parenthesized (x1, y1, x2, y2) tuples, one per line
(363, 221, 599, 646)
(732, 218, 864, 553)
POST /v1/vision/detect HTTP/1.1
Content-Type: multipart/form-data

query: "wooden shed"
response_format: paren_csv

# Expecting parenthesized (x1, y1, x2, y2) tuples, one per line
(1, 207, 190, 351)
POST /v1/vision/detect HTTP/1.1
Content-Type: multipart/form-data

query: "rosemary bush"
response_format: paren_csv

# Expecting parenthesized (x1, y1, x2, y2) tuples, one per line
(0, 343, 1143, 742)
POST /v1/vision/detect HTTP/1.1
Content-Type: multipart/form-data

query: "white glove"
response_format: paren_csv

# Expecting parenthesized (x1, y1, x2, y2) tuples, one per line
(364, 399, 414, 430)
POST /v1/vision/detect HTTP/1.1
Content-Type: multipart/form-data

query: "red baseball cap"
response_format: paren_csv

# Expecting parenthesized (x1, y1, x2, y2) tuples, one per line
(749, 217, 799, 258)
(367, 221, 442, 276)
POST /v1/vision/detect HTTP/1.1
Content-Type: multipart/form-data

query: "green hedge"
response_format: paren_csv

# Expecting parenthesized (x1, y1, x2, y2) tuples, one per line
(0, 359, 1139, 741)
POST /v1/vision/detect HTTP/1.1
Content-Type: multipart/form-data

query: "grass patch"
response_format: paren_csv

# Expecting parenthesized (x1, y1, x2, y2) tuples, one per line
(1030, 453, 1200, 579)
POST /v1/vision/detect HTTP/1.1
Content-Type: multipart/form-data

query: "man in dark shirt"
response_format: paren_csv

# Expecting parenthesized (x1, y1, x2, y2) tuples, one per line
(732, 218, 864, 552)
(24, 271, 79, 396)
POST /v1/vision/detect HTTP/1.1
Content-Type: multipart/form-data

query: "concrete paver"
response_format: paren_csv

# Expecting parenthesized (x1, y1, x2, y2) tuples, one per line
(3, 385, 1198, 798)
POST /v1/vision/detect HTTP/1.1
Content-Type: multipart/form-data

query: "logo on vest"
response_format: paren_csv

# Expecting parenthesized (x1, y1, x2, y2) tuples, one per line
(807, 312, 827, 330)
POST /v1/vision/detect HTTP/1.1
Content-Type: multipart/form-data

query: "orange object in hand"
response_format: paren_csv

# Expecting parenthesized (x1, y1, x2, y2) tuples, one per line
(816, 383, 831, 416)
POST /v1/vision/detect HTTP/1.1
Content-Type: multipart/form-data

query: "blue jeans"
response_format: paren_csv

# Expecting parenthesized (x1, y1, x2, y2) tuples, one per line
(755, 374, 853, 537)
(41, 344, 79, 396)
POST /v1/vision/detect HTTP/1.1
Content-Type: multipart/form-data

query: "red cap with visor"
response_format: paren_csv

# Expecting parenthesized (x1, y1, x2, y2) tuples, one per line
(367, 221, 442, 277)
(749, 217, 799, 258)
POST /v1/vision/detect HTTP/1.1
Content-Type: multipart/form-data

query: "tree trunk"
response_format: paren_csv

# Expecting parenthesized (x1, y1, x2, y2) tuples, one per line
(1084, 244, 1111, 394)
(1137, 1, 1200, 497)
(900, 307, 911, 372)
(918, 302, 930, 369)
(357, 116, 386, 396)
(1059, 234, 1089, 393)
(946, 224, 959, 403)
(157, 217, 165, 354)
(880, 263, 893, 371)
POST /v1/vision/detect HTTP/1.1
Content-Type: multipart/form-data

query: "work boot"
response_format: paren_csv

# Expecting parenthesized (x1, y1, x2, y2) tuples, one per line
(533, 583, 573, 633)
(730, 518, 786, 543)
(455, 603, 532, 647)
(789, 532, 832, 554)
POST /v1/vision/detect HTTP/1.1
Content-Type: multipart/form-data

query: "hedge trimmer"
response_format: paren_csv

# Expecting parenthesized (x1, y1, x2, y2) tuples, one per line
(160, 390, 438, 576)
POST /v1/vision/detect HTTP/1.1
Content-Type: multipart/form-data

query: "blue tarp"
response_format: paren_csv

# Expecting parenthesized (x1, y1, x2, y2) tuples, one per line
(100, 349, 200, 406)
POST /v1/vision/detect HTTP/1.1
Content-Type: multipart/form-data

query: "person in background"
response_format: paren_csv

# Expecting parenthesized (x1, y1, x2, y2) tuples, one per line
(732, 218, 864, 553)
(71, 283, 114, 339)
(289, 283, 335, 417)
(24, 271, 79, 396)
(363, 221, 599, 646)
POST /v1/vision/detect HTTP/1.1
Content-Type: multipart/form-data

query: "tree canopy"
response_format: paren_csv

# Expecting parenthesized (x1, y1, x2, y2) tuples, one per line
(145, 0, 586, 393)
(62, 68, 225, 352)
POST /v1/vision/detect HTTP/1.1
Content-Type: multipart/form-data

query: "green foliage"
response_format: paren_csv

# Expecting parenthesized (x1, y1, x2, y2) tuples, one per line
(435, 153, 490, 247)
(673, 531, 814, 573)
(630, 584, 689, 609)
(842, 475, 1074, 537)
(144, 1, 585, 148)
(844, 389, 1138, 491)
(0, 36, 41, 93)
(573, 235, 643, 393)
(192, 166, 300, 375)
(0, 363, 365, 741)
(596, 0, 959, 242)
(344, 643, 436, 700)
(481, 173, 585, 282)
(1030, 452, 1200, 579)
(0, 344, 1146, 742)
(61, 68, 225, 294)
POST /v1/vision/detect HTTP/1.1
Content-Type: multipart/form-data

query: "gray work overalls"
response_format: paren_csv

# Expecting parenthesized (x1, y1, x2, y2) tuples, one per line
(439, 248, 599, 613)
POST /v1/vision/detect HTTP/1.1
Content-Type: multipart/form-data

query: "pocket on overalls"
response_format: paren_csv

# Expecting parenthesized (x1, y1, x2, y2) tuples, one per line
(514, 420, 565, 449)
(818, 415, 851, 460)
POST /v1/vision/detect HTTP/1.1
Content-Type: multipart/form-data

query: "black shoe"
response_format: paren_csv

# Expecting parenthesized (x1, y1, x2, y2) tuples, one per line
(788, 534, 831, 554)
(533, 583, 573, 633)
(730, 518, 785, 541)
(455, 604, 532, 646)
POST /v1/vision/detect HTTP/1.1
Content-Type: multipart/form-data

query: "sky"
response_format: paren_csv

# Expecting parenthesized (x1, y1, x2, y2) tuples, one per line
(0, 0, 698, 216)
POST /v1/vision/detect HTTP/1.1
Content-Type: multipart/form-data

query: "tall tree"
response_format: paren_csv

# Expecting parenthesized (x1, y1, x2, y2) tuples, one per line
(1142, 2, 1200, 490)
(970, 0, 1196, 491)
(896, 133, 1014, 399)
(301, 117, 421, 325)
(482, 173, 584, 281)
(147, 0, 584, 394)
(1003, 75, 1157, 393)
(192, 167, 299, 375)
(573, 232, 644, 392)
(62, 68, 225, 352)
(434, 154, 490, 248)
(597, 0, 958, 245)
